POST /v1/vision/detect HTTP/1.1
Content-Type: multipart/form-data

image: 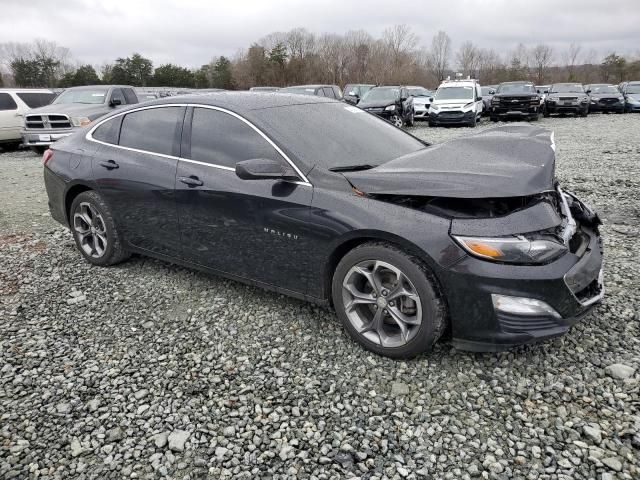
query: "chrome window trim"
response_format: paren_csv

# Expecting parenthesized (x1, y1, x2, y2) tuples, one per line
(85, 103, 312, 186)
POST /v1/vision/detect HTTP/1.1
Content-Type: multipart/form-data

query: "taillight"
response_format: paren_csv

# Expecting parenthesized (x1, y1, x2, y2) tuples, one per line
(42, 149, 54, 166)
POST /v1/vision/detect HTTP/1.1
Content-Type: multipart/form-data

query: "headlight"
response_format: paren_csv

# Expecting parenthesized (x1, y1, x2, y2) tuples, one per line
(452, 235, 567, 264)
(462, 102, 474, 111)
(385, 105, 396, 111)
(580, 97, 588, 103)
(71, 116, 92, 127)
(430, 104, 440, 111)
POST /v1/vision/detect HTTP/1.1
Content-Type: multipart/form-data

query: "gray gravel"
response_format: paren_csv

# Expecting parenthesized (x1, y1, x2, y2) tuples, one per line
(1, 114, 639, 479)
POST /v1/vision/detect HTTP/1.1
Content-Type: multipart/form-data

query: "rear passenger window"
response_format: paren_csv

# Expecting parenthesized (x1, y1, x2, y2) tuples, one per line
(189, 107, 285, 169)
(323, 87, 335, 98)
(123, 89, 138, 104)
(119, 107, 183, 156)
(16, 92, 55, 108)
(316, 89, 325, 97)
(0, 93, 18, 111)
(92, 117, 122, 145)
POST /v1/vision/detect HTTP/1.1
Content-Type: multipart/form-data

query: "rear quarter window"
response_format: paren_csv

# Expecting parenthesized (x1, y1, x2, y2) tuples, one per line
(123, 89, 138, 104)
(92, 117, 122, 145)
(16, 92, 55, 108)
(0, 93, 18, 111)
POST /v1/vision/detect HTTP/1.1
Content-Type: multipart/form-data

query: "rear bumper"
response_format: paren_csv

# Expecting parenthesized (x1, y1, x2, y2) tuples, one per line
(22, 128, 74, 147)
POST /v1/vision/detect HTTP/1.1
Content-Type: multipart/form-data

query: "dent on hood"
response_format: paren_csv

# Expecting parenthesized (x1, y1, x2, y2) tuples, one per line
(344, 124, 557, 199)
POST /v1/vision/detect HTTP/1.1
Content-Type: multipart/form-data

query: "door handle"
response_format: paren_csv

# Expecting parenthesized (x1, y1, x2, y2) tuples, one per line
(99, 160, 119, 170)
(178, 175, 203, 187)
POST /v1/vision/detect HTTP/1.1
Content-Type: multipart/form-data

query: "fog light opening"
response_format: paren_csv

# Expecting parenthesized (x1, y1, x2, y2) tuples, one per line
(491, 294, 562, 319)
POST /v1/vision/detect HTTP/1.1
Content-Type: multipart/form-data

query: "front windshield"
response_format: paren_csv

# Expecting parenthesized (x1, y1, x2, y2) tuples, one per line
(550, 84, 584, 93)
(407, 87, 430, 97)
(589, 85, 618, 94)
(281, 87, 316, 95)
(497, 83, 535, 94)
(253, 102, 425, 170)
(52, 88, 108, 104)
(627, 84, 640, 94)
(362, 88, 399, 102)
(435, 86, 474, 100)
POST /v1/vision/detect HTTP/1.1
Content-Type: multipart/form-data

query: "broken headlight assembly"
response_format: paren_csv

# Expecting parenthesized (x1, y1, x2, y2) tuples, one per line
(452, 234, 567, 264)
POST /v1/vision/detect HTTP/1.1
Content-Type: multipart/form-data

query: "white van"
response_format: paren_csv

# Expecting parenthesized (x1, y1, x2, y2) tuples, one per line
(428, 79, 483, 127)
(0, 89, 56, 149)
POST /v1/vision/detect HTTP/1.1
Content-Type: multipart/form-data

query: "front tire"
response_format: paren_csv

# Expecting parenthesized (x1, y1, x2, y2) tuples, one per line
(406, 110, 415, 127)
(332, 242, 446, 359)
(70, 191, 130, 267)
(468, 113, 477, 128)
(389, 114, 404, 128)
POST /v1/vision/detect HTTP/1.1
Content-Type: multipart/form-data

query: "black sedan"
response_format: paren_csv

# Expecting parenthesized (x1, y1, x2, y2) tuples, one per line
(43, 93, 603, 358)
(585, 84, 625, 113)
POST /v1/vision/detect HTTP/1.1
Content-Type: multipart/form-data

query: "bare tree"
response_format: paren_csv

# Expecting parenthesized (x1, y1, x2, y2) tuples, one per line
(383, 24, 418, 75)
(563, 42, 581, 81)
(508, 43, 530, 80)
(344, 30, 373, 83)
(456, 41, 480, 78)
(531, 44, 553, 84)
(427, 31, 451, 82)
(477, 48, 504, 84)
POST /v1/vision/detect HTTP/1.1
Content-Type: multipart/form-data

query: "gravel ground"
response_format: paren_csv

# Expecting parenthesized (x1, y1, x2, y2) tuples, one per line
(1, 114, 639, 479)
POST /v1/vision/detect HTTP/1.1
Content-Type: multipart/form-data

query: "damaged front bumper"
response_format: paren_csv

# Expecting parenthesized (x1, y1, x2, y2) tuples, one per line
(439, 189, 604, 352)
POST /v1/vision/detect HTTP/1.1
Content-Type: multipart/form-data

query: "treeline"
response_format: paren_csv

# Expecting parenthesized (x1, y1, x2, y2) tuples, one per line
(1, 27, 640, 90)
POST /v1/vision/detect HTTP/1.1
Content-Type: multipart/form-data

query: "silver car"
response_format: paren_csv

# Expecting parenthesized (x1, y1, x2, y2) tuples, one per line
(407, 86, 435, 120)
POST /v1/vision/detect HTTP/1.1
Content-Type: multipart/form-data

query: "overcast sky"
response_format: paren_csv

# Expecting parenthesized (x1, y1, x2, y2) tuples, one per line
(1, 0, 639, 68)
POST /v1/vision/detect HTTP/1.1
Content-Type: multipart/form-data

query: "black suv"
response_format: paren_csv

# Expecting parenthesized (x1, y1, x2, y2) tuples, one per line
(489, 81, 541, 121)
(343, 84, 376, 105)
(544, 83, 589, 117)
(357, 86, 415, 127)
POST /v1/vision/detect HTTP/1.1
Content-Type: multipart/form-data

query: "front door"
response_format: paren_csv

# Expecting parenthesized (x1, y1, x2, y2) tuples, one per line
(175, 106, 313, 293)
(0, 93, 21, 142)
(92, 106, 185, 258)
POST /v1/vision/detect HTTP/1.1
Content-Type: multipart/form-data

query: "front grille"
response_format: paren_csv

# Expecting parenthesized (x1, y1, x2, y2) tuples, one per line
(558, 96, 577, 102)
(25, 114, 72, 130)
(439, 111, 464, 118)
(499, 97, 532, 108)
(599, 98, 617, 104)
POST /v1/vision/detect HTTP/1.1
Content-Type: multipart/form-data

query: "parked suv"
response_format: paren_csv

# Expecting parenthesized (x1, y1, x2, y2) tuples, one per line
(489, 81, 542, 122)
(0, 88, 55, 150)
(543, 83, 589, 117)
(343, 84, 375, 105)
(357, 86, 415, 127)
(279, 85, 342, 99)
(621, 81, 640, 112)
(584, 84, 625, 113)
(428, 79, 483, 127)
(22, 85, 138, 153)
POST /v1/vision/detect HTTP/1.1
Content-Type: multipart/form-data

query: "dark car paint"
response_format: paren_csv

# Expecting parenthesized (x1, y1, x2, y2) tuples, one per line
(544, 84, 589, 116)
(343, 125, 555, 198)
(585, 85, 625, 113)
(43, 93, 603, 352)
(357, 86, 414, 124)
(489, 84, 541, 120)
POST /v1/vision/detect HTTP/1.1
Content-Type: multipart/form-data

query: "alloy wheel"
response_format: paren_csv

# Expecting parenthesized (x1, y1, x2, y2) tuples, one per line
(342, 260, 422, 348)
(390, 115, 403, 127)
(73, 202, 108, 258)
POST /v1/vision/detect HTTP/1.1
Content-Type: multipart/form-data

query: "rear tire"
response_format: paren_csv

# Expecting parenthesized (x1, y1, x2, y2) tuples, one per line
(70, 191, 130, 267)
(332, 242, 446, 359)
(406, 111, 415, 127)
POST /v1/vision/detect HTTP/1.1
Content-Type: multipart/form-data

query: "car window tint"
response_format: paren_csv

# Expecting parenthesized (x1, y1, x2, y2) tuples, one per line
(92, 117, 121, 145)
(16, 92, 55, 108)
(189, 107, 285, 169)
(323, 87, 335, 98)
(123, 88, 138, 104)
(0, 93, 18, 110)
(119, 107, 182, 156)
(111, 88, 126, 105)
(315, 88, 325, 97)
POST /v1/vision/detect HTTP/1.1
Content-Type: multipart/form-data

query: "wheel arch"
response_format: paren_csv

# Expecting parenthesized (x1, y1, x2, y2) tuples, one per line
(323, 230, 441, 306)
(64, 183, 94, 224)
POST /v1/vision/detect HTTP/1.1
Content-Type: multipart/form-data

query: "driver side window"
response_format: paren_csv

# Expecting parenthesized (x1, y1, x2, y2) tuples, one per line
(188, 107, 288, 170)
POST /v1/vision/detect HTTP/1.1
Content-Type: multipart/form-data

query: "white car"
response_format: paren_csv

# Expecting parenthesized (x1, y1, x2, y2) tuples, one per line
(0, 89, 56, 149)
(406, 86, 435, 120)
(428, 79, 484, 127)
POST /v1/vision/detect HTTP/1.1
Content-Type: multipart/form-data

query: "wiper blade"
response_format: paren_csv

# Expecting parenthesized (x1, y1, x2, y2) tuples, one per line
(329, 164, 376, 172)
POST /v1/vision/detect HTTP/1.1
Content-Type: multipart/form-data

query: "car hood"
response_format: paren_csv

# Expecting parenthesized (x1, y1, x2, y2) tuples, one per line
(431, 99, 473, 109)
(589, 93, 620, 99)
(547, 92, 585, 98)
(627, 93, 640, 101)
(26, 103, 112, 119)
(412, 97, 431, 105)
(493, 93, 537, 98)
(358, 99, 396, 109)
(342, 124, 556, 199)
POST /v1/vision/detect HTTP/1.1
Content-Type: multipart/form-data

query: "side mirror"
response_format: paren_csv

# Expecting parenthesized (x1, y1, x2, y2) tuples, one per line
(347, 91, 357, 96)
(235, 158, 297, 181)
(586, 90, 591, 94)
(429, 97, 434, 102)
(489, 89, 495, 95)
(544, 90, 549, 94)
(109, 98, 122, 107)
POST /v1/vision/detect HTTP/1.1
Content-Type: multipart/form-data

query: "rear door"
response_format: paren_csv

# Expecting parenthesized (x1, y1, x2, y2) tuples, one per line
(92, 105, 185, 257)
(0, 93, 21, 141)
(176, 106, 313, 292)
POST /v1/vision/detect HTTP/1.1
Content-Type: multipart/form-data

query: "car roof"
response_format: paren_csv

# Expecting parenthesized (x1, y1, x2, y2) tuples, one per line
(144, 91, 335, 113)
(499, 81, 533, 85)
(281, 84, 334, 89)
(63, 85, 133, 90)
(0, 88, 54, 93)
